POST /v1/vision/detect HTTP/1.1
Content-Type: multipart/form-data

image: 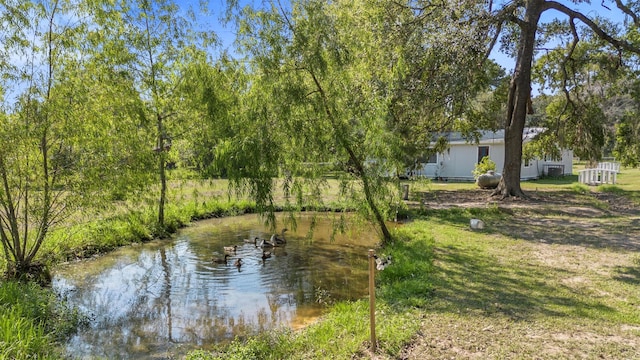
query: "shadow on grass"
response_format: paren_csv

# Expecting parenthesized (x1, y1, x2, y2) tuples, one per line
(426, 244, 614, 321)
(417, 204, 640, 252)
(613, 258, 640, 285)
(382, 213, 624, 323)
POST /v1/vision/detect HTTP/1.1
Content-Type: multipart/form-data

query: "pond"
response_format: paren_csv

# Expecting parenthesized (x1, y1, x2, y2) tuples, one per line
(53, 213, 382, 359)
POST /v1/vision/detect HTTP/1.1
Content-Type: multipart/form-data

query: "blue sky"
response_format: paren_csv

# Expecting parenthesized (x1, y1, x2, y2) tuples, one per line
(203, 0, 630, 73)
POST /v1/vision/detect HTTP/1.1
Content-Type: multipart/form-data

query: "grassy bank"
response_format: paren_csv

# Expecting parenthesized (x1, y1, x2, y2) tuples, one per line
(0, 281, 84, 359)
(40, 198, 258, 264)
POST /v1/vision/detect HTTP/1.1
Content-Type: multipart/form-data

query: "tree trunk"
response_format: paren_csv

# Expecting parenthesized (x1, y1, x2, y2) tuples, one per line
(360, 171, 392, 244)
(158, 114, 167, 229)
(493, 0, 543, 199)
(308, 71, 392, 243)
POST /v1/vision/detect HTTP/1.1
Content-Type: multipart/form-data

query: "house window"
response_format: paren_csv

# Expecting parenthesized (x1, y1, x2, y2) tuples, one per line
(427, 153, 437, 164)
(524, 158, 531, 167)
(477, 146, 489, 163)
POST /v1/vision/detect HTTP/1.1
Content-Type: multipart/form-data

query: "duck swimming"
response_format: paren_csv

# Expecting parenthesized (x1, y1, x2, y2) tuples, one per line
(261, 250, 272, 260)
(212, 254, 230, 264)
(223, 245, 237, 253)
(270, 228, 288, 245)
(259, 238, 276, 248)
(234, 258, 243, 268)
(244, 237, 260, 244)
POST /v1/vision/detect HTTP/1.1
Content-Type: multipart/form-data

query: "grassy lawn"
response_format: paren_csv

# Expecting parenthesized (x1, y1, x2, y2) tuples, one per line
(400, 209, 640, 359)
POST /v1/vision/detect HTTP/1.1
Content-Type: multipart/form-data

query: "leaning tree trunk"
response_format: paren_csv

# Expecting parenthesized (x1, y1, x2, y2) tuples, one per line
(493, 0, 543, 199)
(308, 71, 393, 243)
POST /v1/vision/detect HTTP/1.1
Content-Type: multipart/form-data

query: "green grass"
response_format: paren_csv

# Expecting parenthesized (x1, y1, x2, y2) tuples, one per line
(36, 198, 257, 264)
(407, 205, 640, 358)
(0, 281, 85, 360)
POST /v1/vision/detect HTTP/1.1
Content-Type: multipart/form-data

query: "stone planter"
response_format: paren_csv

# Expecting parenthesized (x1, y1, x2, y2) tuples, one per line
(476, 170, 501, 189)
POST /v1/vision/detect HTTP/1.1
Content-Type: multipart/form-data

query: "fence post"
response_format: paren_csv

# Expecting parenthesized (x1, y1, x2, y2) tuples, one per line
(368, 249, 376, 353)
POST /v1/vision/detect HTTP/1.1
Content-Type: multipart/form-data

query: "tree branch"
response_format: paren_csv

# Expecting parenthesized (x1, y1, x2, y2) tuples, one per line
(561, 18, 579, 107)
(482, 21, 503, 64)
(545, 1, 640, 55)
(614, 0, 640, 26)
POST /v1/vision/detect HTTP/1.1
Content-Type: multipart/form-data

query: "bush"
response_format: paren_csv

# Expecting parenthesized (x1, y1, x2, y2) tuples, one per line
(472, 156, 497, 179)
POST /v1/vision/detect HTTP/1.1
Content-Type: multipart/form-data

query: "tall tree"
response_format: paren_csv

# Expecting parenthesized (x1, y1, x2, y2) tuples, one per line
(481, 0, 640, 198)
(98, 0, 215, 230)
(0, 0, 150, 281)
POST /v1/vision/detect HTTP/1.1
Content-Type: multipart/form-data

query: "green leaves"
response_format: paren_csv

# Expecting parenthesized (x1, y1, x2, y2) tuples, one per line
(614, 111, 640, 167)
(0, 0, 219, 274)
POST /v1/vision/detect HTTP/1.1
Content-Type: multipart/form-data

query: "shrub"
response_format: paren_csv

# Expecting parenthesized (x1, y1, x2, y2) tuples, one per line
(472, 156, 497, 179)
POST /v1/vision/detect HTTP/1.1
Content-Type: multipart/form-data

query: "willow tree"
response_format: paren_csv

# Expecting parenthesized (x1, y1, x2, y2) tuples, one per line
(476, 0, 640, 198)
(220, 0, 495, 243)
(96, 0, 215, 230)
(0, 0, 150, 281)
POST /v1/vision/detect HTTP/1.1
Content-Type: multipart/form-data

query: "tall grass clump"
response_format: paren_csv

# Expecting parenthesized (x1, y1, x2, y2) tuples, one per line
(0, 281, 85, 359)
(570, 183, 590, 194)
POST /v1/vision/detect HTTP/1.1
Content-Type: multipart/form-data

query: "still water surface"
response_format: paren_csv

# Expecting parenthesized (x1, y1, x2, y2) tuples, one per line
(53, 213, 379, 359)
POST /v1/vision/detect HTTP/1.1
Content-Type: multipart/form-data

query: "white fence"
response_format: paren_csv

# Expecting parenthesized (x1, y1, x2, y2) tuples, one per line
(596, 162, 620, 173)
(578, 164, 618, 186)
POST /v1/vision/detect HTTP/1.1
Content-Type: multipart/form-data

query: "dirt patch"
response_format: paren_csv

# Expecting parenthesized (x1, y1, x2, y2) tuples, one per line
(397, 315, 640, 360)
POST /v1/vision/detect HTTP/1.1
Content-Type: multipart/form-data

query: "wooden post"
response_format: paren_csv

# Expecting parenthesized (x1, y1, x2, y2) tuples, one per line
(368, 249, 376, 353)
(401, 184, 409, 200)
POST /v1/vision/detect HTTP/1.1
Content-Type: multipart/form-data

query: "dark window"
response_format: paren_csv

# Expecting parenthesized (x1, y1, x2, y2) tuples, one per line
(477, 146, 489, 163)
(427, 153, 437, 164)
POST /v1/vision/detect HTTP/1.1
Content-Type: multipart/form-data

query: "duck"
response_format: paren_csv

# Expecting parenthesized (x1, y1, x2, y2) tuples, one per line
(374, 254, 392, 270)
(261, 250, 272, 260)
(212, 254, 230, 264)
(270, 228, 288, 245)
(244, 237, 260, 244)
(259, 238, 276, 248)
(224, 245, 238, 253)
(234, 258, 244, 268)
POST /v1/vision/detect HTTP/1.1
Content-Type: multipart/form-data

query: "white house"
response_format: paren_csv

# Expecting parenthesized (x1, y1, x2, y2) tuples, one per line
(413, 128, 573, 181)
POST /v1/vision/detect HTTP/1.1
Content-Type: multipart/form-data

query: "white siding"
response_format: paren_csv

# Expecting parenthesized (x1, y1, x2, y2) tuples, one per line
(422, 129, 573, 181)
